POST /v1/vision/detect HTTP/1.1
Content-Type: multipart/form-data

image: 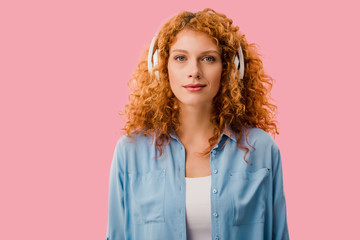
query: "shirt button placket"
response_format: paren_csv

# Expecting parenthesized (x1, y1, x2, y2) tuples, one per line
(178, 143, 186, 239)
(211, 149, 220, 240)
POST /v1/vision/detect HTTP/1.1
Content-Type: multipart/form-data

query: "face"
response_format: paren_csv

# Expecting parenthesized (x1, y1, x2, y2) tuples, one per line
(167, 29, 222, 108)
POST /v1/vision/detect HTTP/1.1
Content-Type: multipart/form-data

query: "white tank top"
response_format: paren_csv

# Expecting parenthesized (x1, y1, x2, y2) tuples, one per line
(185, 175, 212, 240)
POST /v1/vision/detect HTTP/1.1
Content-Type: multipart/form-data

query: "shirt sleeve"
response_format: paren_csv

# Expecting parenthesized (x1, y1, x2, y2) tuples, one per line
(105, 139, 125, 240)
(272, 147, 290, 240)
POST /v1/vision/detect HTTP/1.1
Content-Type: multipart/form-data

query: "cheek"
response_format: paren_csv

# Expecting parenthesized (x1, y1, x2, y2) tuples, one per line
(210, 67, 222, 87)
(212, 80, 221, 95)
(168, 64, 182, 85)
(167, 63, 174, 82)
(167, 70, 175, 88)
(167, 66, 177, 93)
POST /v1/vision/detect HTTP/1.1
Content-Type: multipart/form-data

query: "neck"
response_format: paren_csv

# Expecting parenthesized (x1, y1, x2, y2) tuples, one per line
(176, 102, 215, 143)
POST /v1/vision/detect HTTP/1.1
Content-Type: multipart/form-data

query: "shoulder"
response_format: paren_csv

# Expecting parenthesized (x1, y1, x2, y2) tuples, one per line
(115, 132, 154, 152)
(112, 133, 155, 170)
(117, 132, 153, 145)
(243, 127, 278, 150)
(239, 128, 281, 166)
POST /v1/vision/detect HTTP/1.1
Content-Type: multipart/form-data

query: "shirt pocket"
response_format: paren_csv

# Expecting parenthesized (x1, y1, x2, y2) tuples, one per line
(229, 167, 270, 226)
(128, 169, 166, 224)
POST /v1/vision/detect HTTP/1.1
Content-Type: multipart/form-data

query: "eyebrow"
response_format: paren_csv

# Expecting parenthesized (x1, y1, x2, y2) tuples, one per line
(170, 49, 221, 55)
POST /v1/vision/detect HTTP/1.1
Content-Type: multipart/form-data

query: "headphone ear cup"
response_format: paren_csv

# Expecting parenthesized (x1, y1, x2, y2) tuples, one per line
(234, 53, 240, 71)
(153, 49, 159, 66)
(148, 36, 160, 81)
(153, 50, 159, 79)
(238, 45, 244, 79)
(233, 45, 245, 80)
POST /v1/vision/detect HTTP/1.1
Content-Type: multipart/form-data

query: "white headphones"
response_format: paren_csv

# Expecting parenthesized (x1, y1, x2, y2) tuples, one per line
(148, 34, 245, 80)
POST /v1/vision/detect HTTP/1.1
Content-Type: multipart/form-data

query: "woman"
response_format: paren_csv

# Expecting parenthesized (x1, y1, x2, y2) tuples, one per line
(106, 8, 289, 240)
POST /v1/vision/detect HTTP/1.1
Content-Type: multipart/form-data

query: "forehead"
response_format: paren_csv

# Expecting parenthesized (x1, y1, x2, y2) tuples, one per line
(169, 29, 219, 52)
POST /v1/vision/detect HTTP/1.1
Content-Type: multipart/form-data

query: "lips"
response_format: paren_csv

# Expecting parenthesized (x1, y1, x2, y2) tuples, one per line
(183, 84, 206, 92)
(183, 84, 206, 88)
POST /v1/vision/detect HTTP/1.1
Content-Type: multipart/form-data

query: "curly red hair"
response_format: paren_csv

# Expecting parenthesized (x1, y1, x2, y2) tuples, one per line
(121, 8, 278, 163)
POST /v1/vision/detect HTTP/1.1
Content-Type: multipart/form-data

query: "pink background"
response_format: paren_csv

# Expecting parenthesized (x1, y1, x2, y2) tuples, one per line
(1, 0, 359, 239)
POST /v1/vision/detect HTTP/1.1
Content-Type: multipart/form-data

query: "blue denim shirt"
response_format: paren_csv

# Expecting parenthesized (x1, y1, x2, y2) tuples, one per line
(106, 127, 289, 240)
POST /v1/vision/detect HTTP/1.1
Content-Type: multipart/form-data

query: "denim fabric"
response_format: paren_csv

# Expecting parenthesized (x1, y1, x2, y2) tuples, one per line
(106, 128, 289, 240)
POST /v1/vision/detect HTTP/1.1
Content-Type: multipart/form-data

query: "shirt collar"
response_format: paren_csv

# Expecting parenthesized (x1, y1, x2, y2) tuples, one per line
(169, 127, 237, 144)
(221, 127, 237, 142)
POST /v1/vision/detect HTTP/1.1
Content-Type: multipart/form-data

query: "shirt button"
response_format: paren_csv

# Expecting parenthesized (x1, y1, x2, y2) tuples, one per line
(215, 236, 220, 240)
(213, 212, 218, 217)
(213, 169, 218, 174)
(212, 188, 218, 194)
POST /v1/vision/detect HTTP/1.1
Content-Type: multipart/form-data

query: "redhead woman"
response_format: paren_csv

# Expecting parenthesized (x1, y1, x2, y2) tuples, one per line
(106, 8, 289, 240)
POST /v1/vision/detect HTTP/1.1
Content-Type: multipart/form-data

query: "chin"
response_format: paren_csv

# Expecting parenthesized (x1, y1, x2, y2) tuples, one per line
(177, 98, 213, 107)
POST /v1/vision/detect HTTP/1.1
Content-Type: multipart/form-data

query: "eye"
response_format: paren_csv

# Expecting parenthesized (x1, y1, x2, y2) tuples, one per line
(175, 56, 186, 62)
(203, 56, 216, 62)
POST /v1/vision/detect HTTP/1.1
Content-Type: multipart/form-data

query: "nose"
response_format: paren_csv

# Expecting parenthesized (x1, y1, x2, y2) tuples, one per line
(187, 60, 201, 79)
